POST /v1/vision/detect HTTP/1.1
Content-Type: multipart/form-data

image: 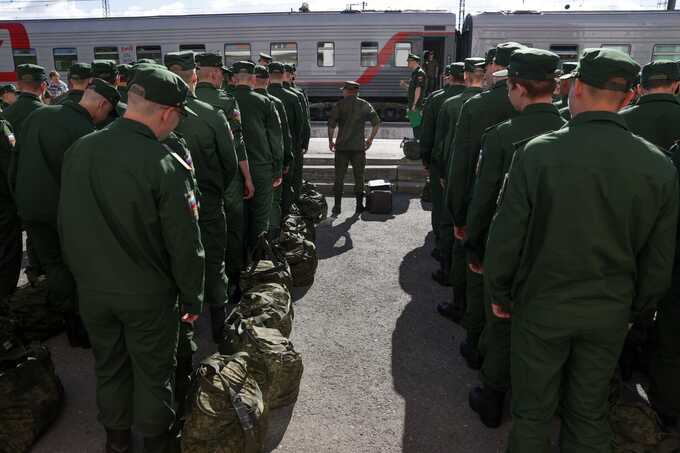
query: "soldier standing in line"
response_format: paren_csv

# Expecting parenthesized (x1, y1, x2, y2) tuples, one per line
(91, 60, 120, 127)
(282, 64, 311, 199)
(464, 49, 567, 428)
(555, 61, 577, 110)
(485, 48, 677, 453)
(116, 64, 132, 104)
(231, 61, 284, 249)
(0, 84, 17, 110)
(448, 42, 523, 370)
(400, 54, 427, 139)
(258, 52, 273, 66)
(0, 110, 19, 299)
(60, 67, 204, 453)
(327, 81, 381, 215)
(53, 63, 93, 105)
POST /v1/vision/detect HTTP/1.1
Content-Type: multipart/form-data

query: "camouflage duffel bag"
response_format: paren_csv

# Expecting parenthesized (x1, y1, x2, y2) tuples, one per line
(282, 213, 315, 243)
(610, 396, 680, 452)
(0, 344, 64, 453)
(237, 283, 293, 338)
(298, 181, 328, 225)
(182, 352, 265, 453)
(221, 322, 303, 410)
(0, 282, 64, 342)
(241, 234, 292, 293)
(274, 232, 318, 288)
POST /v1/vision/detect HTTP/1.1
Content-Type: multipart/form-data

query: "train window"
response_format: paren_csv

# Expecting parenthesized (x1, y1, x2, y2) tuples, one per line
(549, 45, 579, 61)
(317, 42, 334, 67)
(394, 42, 411, 67)
(601, 44, 631, 55)
(270, 42, 298, 65)
(94, 46, 119, 63)
(179, 44, 206, 53)
(12, 49, 37, 68)
(53, 48, 78, 72)
(360, 41, 379, 67)
(224, 43, 251, 66)
(136, 46, 162, 62)
(652, 44, 680, 62)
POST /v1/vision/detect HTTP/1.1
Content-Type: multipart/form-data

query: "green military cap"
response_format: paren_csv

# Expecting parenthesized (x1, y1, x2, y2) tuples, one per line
(268, 62, 285, 74)
(560, 48, 640, 92)
(164, 51, 196, 70)
(91, 60, 118, 80)
(116, 64, 132, 80)
(233, 61, 255, 74)
(493, 48, 560, 80)
(0, 83, 16, 94)
(560, 61, 578, 75)
(195, 52, 224, 69)
(254, 64, 269, 78)
(641, 60, 680, 85)
(464, 57, 486, 72)
(341, 80, 360, 91)
(283, 63, 295, 73)
(136, 58, 157, 65)
(446, 62, 465, 76)
(485, 48, 497, 65)
(16, 64, 47, 83)
(68, 62, 92, 80)
(129, 66, 194, 115)
(259, 52, 273, 62)
(494, 42, 525, 67)
(88, 78, 120, 106)
(407, 53, 421, 62)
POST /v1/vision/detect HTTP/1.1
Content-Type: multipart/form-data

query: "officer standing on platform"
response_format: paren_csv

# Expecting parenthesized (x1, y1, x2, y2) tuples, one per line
(400, 54, 427, 139)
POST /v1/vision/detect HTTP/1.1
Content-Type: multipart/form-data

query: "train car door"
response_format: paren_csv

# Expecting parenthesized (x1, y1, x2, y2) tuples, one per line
(423, 36, 446, 93)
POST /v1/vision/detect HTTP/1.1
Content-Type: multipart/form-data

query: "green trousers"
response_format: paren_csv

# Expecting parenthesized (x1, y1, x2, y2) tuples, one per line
(270, 185, 282, 238)
(0, 201, 21, 298)
(224, 176, 245, 278)
(509, 316, 627, 453)
(292, 148, 304, 200)
(175, 320, 196, 421)
(246, 165, 273, 250)
(334, 150, 366, 197)
(79, 289, 180, 437)
(281, 168, 294, 215)
(479, 290, 511, 391)
(430, 165, 443, 252)
(462, 266, 485, 345)
(651, 293, 680, 416)
(198, 209, 228, 308)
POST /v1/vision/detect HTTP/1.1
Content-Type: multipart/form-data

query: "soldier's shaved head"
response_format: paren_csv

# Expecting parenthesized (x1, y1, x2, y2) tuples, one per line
(569, 78, 635, 117)
(197, 66, 223, 89)
(79, 88, 114, 124)
(125, 87, 181, 140)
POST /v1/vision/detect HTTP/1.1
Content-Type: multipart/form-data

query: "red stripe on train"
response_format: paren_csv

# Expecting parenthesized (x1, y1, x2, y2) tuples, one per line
(0, 23, 30, 82)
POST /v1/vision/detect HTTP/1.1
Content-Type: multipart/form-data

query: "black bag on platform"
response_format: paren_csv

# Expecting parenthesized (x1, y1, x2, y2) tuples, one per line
(401, 138, 421, 160)
(366, 179, 393, 214)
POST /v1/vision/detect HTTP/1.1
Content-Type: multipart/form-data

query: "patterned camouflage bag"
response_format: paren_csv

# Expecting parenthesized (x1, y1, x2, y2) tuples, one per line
(0, 344, 64, 453)
(236, 283, 294, 337)
(0, 282, 64, 342)
(282, 213, 315, 243)
(298, 181, 328, 225)
(181, 352, 265, 453)
(240, 235, 292, 292)
(274, 232, 318, 287)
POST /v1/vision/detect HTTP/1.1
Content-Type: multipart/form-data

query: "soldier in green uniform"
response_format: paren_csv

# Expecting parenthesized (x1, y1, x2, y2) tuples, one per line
(619, 60, 680, 151)
(268, 62, 305, 215)
(485, 48, 677, 452)
(555, 61, 577, 110)
(195, 52, 253, 298)
(481, 48, 497, 90)
(53, 63, 92, 105)
(92, 60, 120, 127)
(448, 42, 523, 370)
(60, 67, 204, 453)
(435, 57, 486, 322)
(0, 110, 20, 299)
(258, 52, 273, 66)
(253, 64, 292, 237)
(401, 53, 427, 139)
(116, 64, 132, 103)
(231, 61, 284, 249)
(283, 63, 311, 198)
(420, 62, 466, 285)
(136, 58, 157, 65)
(327, 81, 381, 214)
(0, 84, 17, 110)
(463, 48, 567, 428)
(222, 67, 236, 94)
(15, 79, 119, 348)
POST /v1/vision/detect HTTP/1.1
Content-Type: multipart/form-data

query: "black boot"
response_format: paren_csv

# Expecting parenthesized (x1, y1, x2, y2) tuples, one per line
(332, 196, 341, 216)
(209, 304, 227, 343)
(460, 336, 483, 370)
(450, 287, 467, 325)
(469, 386, 506, 428)
(105, 428, 131, 453)
(355, 195, 365, 213)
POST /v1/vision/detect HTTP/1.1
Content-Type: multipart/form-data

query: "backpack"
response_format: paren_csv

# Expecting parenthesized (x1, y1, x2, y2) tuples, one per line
(401, 138, 421, 160)
(274, 232, 318, 287)
(240, 235, 292, 293)
(0, 282, 64, 342)
(298, 181, 328, 225)
(232, 283, 294, 338)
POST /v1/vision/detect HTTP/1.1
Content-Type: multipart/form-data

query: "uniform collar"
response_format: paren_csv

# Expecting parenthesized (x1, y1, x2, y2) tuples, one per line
(19, 92, 41, 101)
(116, 117, 158, 140)
(465, 86, 483, 93)
(445, 84, 463, 93)
(522, 103, 560, 115)
(235, 85, 252, 92)
(411, 66, 422, 75)
(637, 92, 680, 106)
(570, 110, 629, 130)
(254, 88, 267, 94)
(195, 81, 218, 91)
(493, 79, 508, 90)
(269, 82, 283, 88)
(64, 101, 94, 123)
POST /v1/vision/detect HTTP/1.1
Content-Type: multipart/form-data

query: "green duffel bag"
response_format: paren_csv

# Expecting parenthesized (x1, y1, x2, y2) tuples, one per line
(235, 283, 293, 338)
(298, 181, 328, 225)
(240, 234, 292, 293)
(221, 321, 303, 410)
(0, 344, 64, 453)
(181, 352, 265, 453)
(274, 232, 318, 288)
(0, 282, 64, 342)
(610, 395, 680, 452)
(282, 213, 315, 243)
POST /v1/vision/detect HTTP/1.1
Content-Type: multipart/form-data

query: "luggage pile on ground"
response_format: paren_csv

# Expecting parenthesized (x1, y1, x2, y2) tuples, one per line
(297, 180, 328, 226)
(274, 232, 318, 288)
(0, 281, 64, 342)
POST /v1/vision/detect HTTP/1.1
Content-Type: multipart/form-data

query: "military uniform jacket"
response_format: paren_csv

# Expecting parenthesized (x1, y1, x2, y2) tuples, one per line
(465, 103, 566, 263)
(117, 86, 129, 104)
(232, 85, 284, 176)
(619, 93, 680, 151)
(3, 93, 43, 139)
(53, 89, 84, 106)
(485, 111, 678, 328)
(419, 84, 465, 165)
(269, 83, 304, 154)
(256, 88, 293, 171)
(328, 95, 381, 152)
(284, 82, 311, 150)
(559, 106, 571, 121)
(408, 66, 427, 109)
(59, 118, 205, 314)
(195, 82, 247, 163)
(14, 102, 95, 224)
(448, 79, 518, 226)
(0, 119, 15, 207)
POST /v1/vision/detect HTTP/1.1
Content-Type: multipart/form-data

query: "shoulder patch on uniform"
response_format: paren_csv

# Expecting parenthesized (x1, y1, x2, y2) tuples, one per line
(186, 189, 199, 221)
(163, 145, 193, 172)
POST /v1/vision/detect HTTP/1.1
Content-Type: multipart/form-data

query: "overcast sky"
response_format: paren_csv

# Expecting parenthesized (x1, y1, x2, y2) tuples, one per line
(0, 0, 672, 20)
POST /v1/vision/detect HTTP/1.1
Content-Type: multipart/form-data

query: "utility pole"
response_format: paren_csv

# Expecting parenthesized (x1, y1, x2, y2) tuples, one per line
(102, 0, 110, 17)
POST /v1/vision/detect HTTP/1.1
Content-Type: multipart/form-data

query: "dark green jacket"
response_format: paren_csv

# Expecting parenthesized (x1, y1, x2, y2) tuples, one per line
(485, 111, 678, 328)
(327, 95, 380, 152)
(0, 119, 15, 208)
(420, 84, 465, 165)
(284, 82, 311, 150)
(619, 93, 680, 151)
(256, 88, 293, 170)
(448, 79, 518, 226)
(232, 85, 284, 176)
(54, 89, 84, 106)
(195, 82, 247, 162)
(59, 118, 205, 314)
(117, 86, 128, 104)
(465, 103, 566, 263)
(559, 105, 571, 121)
(15, 103, 95, 224)
(269, 83, 304, 154)
(3, 92, 43, 139)
(408, 66, 427, 109)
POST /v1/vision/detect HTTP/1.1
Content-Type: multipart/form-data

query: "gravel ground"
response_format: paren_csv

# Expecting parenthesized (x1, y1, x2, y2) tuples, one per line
(32, 194, 511, 453)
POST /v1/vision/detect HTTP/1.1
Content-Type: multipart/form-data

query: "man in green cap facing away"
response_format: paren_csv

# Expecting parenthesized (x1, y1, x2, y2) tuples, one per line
(231, 61, 283, 248)
(54, 63, 93, 105)
(91, 60, 120, 127)
(60, 66, 204, 453)
(464, 48, 567, 428)
(0, 84, 17, 110)
(619, 60, 680, 151)
(555, 61, 577, 110)
(283, 63, 311, 198)
(485, 48, 677, 452)
(116, 64, 132, 103)
(15, 79, 119, 348)
(401, 53, 427, 139)
(328, 81, 381, 214)
(222, 67, 236, 94)
(448, 42, 523, 369)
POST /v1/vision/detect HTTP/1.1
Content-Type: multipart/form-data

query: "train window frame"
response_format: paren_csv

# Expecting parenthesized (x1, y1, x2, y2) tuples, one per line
(136, 45, 162, 62)
(360, 41, 379, 67)
(94, 46, 120, 63)
(270, 42, 298, 65)
(224, 43, 252, 67)
(652, 44, 680, 62)
(394, 42, 412, 67)
(179, 44, 206, 53)
(12, 48, 37, 68)
(601, 44, 631, 55)
(549, 44, 579, 62)
(316, 41, 335, 67)
(53, 47, 78, 72)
